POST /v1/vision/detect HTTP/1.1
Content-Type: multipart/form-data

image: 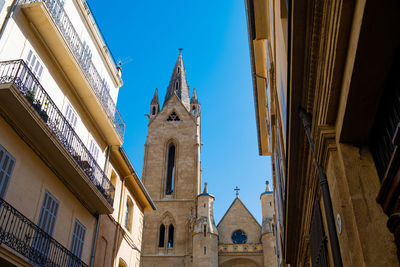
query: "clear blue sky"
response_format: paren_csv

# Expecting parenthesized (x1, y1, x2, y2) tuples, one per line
(88, 0, 272, 224)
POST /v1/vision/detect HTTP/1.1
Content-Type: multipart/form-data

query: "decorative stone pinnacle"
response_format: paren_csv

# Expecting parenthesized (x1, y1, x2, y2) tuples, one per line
(266, 181, 271, 192)
(203, 182, 208, 194)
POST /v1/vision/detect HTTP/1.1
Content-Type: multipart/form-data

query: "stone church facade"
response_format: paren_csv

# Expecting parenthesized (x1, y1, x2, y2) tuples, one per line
(140, 52, 276, 267)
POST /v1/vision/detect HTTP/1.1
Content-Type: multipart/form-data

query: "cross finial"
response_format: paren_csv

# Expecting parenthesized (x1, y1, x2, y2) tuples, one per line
(234, 186, 240, 197)
(178, 48, 183, 54)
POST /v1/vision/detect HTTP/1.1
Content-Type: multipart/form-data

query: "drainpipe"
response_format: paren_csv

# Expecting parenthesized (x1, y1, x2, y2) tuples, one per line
(0, 0, 18, 41)
(298, 107, 343, 267)
(89, 213, 100, 267)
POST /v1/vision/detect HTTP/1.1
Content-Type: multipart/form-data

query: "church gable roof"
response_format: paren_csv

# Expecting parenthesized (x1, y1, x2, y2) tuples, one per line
(218, 198, 261, 228)
(217, 198, 261, 244)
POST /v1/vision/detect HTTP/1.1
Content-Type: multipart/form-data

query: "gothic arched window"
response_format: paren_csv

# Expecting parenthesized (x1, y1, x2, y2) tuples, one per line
(192, 106, 196, 115)
(175, 81, 179, 90)
(152, 106, 156, 115)
(232, 230, 247, 244)
(168, 224, 174, 248)
(158, 225, 165, 247)
(165, 143, 175, 195)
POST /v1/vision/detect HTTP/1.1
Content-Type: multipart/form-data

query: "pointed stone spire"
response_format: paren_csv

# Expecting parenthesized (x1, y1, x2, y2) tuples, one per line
(203, 182, 208, 194)
(191, 88, 199, 104)
(163, 51, 190, 110)
(150, 88, 159, 116)
(151, 88, 159, 105)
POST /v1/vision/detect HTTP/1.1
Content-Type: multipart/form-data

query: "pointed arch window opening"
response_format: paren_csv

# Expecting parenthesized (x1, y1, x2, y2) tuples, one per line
(177, 67, 180, 74)
(152, 106, 156, 115)
(158, 224, 165, 247)
(175, 81, 179, 90)
(166, 144, 176, 195)
(168, 225, 174, 248)
(192, 106, 196, 115)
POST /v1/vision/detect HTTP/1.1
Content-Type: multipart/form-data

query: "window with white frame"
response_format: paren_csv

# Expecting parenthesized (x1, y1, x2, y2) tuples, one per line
(124, 197, 133, 232)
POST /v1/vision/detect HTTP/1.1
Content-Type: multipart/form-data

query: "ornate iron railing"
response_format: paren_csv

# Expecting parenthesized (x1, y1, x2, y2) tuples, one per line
(20, 0, 125, 140)
(0, 60, 115, 206)
(0, 197, 88, 266)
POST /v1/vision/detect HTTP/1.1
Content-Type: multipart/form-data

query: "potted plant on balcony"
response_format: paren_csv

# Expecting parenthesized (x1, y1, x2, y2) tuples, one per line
(25, 88, 35, 104)
(39, 100, 49, 123)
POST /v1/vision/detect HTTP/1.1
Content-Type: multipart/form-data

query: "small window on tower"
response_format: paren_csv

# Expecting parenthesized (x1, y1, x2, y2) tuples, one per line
(177, 67, 180, 74)
(167, 112, 181, 121)
(192, 106, 196, 115)
(175, 81, 179, 90)
(152, 106, 156, 115)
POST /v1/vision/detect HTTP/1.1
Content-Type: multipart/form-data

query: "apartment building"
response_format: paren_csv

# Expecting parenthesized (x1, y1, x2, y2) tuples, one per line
(245, 0, 288, 266)
(0, 0, 155, 266)
(94, 147, 155, 267)
(247, 0, 400, 266)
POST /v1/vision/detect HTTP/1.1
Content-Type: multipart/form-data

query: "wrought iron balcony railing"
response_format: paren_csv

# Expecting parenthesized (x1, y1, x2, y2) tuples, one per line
(0, 59, 115, 206)
(0, 197, 88, 266)
(20, 0, 125, 140)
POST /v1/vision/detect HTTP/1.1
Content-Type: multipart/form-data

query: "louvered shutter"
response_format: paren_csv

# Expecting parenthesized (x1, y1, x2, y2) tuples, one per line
(38, 191, 59, 235)
(70, 220, 86, 259)
(0, 145, 15, 199)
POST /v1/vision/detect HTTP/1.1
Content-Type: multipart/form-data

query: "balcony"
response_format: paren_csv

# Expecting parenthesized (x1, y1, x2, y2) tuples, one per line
(0, 60, 114, 214)
(20, 0, 125, 144)
(0, 197, 88, 266)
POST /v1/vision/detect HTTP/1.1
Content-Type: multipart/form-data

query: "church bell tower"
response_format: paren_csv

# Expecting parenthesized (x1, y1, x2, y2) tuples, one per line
(141, 51, 201, 266)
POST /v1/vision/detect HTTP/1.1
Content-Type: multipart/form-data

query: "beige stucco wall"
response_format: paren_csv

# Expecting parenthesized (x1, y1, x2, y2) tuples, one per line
(0, 116, 96, 265)
(94, 162, 146, 267)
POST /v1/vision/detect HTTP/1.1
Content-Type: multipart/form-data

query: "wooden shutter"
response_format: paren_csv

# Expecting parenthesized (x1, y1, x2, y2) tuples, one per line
(70, 219, 86, 259)
(0, 145, 15, 199)
(38, 191, 59, 236)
